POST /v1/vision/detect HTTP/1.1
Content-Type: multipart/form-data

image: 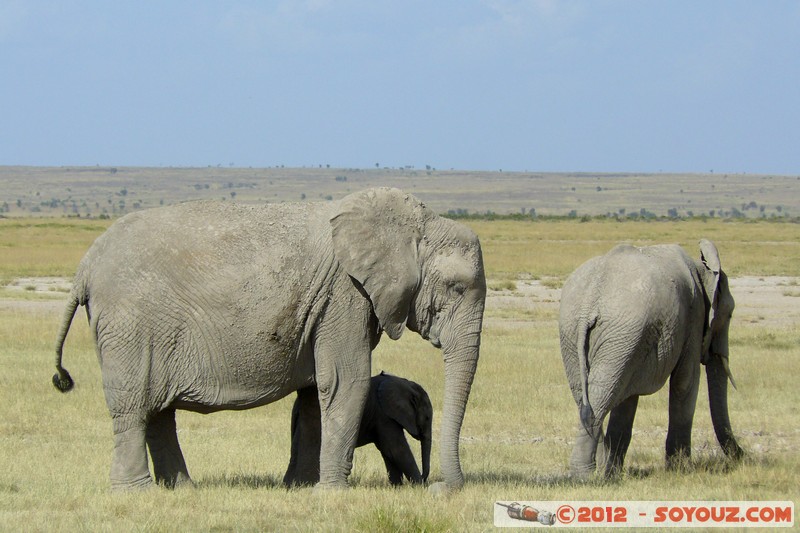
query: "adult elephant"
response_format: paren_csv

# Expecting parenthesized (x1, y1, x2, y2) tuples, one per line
(284, 372, 433, 487)
(53, 187, 486, 492)
(559, 239, 743, 477)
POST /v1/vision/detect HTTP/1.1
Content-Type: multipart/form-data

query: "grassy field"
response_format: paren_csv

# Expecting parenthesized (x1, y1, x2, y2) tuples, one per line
(0, 215, 798, 531)
(1, 216, 799, 282)
(2, 165, 799, 219)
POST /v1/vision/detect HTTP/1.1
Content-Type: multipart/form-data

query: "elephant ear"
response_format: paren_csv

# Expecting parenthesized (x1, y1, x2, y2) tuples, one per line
(330, 188, 426, 340)
(699, 239, 722, 354)
(376, 373, 425, 439)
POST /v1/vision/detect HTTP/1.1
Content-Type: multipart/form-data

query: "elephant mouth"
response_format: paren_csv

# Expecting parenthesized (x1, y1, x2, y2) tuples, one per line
(409, 307, 441, 347)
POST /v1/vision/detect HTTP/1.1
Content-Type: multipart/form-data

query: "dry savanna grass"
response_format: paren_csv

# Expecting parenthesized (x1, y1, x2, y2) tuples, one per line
(0, 215, 798, 531)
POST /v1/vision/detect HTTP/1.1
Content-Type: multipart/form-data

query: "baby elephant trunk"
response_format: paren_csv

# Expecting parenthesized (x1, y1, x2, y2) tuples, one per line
(706, 354, 744, 459)
(421, 431, 431, 482)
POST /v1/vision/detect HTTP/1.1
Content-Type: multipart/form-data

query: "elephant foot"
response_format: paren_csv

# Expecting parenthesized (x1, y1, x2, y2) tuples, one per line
(158, 472, 193, 490)
(110, 473, 153, 492)
(427, 482, 452, 497)
(665, 453, 692, 472)
(284, 478, 315, 489)
(312, 481, 349, 492)
(569, 461, 596, 476)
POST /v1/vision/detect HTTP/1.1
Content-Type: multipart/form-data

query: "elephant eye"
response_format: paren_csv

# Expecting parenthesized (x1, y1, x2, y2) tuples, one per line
(451, 282, 466, 295)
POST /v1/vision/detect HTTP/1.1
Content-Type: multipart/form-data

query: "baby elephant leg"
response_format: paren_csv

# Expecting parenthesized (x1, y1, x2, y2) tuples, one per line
(283, 386, 322, 487)
(376, 430, 423, 486)
(146, 409, 192, 488)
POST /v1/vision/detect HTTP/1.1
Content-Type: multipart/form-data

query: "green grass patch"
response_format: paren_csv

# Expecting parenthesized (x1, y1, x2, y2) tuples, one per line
(488, 279, 517, 291)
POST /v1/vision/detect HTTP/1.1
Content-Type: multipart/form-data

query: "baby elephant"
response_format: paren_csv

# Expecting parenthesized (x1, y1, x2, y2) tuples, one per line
(559, 239, 744, 477)
(283, 372, 432, 487)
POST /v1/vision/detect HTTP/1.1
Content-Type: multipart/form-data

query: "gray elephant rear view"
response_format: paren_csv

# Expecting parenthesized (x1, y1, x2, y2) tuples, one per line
(559, 240, 743, 477)
(53, 187, 486, 492)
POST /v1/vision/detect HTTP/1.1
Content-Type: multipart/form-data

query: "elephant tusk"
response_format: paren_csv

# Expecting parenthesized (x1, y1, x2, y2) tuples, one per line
(720, 355, 738, 391)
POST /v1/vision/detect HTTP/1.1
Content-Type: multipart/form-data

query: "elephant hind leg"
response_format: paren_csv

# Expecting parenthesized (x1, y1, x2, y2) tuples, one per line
(569, 422, 600, 478)
(110, 414, 152, 491)
(146, 409, 192, 489)
(603, 395, 639, 477)
(666, 354, 701, 469)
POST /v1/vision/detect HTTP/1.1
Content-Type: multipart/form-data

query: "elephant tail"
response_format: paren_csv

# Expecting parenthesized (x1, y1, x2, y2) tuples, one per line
(576, 313, 597, 436)
(52, 290, 81, 392)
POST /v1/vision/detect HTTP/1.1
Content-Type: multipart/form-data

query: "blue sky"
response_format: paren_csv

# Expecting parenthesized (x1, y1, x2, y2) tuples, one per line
(1, 1, 798, 173)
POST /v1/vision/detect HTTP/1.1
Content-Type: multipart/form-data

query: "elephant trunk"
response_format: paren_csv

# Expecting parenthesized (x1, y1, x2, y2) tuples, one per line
(706, 354, 744, 460)
(438, 320, 481, 491)
(421, 431, 431, 483)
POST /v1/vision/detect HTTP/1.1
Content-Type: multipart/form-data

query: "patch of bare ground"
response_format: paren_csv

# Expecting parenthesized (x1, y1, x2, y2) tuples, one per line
(4, 275, 799, 328)
(484, 275, 800, 329)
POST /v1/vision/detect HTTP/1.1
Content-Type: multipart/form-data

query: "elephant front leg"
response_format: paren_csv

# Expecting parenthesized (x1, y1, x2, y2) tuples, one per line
(313, 342, 371, 489)
(377, 431, 422, 486)
(110, 414, 153, 491)
(146, 409, 192, 488)
(603, 395, 639, 476)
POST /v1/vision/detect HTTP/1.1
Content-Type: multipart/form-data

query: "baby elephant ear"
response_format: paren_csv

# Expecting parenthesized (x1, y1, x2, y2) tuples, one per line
(330, 188, 425, 340)
(377, 375, 425, 438)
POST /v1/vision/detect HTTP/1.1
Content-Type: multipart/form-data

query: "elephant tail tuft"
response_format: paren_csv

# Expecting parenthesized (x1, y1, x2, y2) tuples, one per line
(52, 368, 74, 392)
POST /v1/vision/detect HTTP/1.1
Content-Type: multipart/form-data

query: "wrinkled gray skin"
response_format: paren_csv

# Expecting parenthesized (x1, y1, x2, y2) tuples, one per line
(53, 187, 486, 492)
(283, 372, 433, 487)
(559, 239, 743, 477)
